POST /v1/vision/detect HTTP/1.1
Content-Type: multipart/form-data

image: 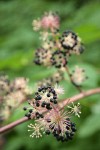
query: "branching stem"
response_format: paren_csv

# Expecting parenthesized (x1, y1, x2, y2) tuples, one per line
(0, 87, 100, 134)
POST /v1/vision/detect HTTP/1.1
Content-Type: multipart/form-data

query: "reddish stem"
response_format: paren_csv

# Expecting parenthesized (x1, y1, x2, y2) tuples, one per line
(0, 117, 30, 134)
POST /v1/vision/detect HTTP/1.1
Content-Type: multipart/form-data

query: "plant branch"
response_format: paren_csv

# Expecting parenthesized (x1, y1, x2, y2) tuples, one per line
(59, 87, 100, 109)
(0, 117, 30, 134)
(0, 87, 100, 134)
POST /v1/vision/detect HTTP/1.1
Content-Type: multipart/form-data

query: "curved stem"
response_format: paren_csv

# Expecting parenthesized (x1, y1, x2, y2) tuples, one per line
(0, 88, 100, 134)
(0, 117, 30, 134)
(59, 87, 100, 109)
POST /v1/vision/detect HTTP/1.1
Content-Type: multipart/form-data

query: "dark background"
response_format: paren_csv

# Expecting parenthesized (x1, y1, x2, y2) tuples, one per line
(0, 0, 100, 150)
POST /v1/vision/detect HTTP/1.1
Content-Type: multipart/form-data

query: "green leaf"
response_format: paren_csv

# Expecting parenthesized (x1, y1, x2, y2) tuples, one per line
(79, 114, 100, 138)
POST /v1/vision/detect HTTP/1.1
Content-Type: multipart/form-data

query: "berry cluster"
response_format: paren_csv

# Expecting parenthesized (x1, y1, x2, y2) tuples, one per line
(23, 85, 81, 142)
(23, 86, 59, 119)
(51, 119, 77, 142)
(34, 29, 84, 68)
(27, 104, 78, 142)
(51, 50, 67, 68)
(34, 48, 52, 66)
(36, 86, 57, 102)
(33, 12, 84, 69)
(61, 31, 77, 49)
(44, 110, 77, 142)
(60, 30, 84, 55)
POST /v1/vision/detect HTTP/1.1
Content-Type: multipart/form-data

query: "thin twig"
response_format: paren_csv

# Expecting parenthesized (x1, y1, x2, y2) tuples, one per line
(0, 117, 30, 134)
(0, 88, 100, 134)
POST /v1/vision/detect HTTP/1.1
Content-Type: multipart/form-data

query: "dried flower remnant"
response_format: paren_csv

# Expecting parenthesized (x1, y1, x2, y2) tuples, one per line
(71, 66, 87, 86)
(0, 75, 31, 122)
(5, 91, 26, 108)
(67, 103, 81, 117)
(7, 77, 32, 107)
(28, 123, 44, 138)
(0, 106, 11, 122)
(11, 77, 29, 91)
(41, 12, 60, 31)
(54, 84, 64, 95)
(32, 12, 60, 32)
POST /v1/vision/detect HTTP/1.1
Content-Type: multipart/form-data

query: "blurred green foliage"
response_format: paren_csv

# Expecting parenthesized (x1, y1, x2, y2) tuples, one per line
(0, 0, 100, 150)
